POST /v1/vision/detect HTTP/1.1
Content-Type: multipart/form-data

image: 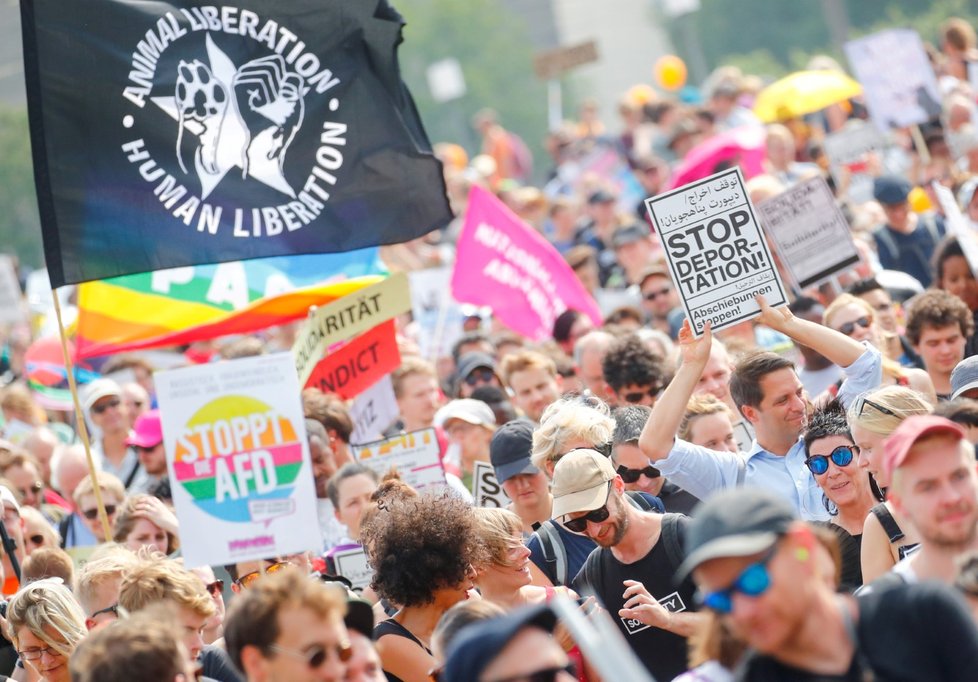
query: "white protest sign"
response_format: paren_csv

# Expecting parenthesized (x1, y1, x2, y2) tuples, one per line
(352, 428, 447, 492)
(757, 176, 860, 290)
(932, 181, 978, 275)
(349, 375, 399, 445)
(408, 268, 466, 360)
(156, 353, 319, 569)
(845, 29, 942, 132)
(822, 122, 885, 204)
(645, 168, 788, 336)
(0, 256, 24, 324)
(332, 547, 373, 590)
(472, 461, 510, 508)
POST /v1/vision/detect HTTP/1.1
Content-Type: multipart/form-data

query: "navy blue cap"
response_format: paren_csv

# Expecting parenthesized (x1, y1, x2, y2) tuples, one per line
(872, 175, 911, 205)
(442, 605, 558, 682)
(489, 419, 540, 484)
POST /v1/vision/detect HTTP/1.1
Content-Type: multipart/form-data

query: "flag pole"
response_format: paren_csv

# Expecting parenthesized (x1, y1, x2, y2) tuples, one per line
(51, 288, 113, 540)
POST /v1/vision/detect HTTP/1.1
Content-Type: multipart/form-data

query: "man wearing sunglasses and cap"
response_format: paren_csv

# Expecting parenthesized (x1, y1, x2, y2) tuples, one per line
(640, 296, 883, 520)
(551, 448, 701, 682)
(684, 487, 978, 680)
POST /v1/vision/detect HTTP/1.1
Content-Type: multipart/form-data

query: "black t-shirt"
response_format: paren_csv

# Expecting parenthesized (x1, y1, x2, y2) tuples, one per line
(813, 522, 863, 591)
(571, 514, 695, 682)
(736, 581, 978, 681)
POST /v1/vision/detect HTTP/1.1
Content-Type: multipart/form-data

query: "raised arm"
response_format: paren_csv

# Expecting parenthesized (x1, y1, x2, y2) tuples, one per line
(639, 320, 712, 461)
(755, 295, 866, 368)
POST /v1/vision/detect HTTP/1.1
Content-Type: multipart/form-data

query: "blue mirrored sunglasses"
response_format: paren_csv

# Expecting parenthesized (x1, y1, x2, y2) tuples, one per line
(699, 545, 777, 614)
(805, 445, 858, 476)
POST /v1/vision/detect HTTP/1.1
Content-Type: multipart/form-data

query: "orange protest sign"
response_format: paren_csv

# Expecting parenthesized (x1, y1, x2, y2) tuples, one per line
(303, 320, 400, 399)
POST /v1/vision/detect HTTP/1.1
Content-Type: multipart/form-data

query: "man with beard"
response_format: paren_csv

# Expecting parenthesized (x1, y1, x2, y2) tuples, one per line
(551, 449, 702, 681)
(881, 415, 978, 585)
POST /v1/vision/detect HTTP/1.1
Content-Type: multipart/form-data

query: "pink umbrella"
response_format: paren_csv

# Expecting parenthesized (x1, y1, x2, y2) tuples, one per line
(665, 126, 767, 191)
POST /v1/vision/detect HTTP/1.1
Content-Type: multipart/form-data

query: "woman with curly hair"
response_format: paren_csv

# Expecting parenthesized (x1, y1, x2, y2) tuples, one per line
(361, 493, 487, 682)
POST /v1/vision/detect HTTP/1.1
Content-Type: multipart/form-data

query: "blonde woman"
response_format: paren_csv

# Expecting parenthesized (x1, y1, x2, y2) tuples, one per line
(848, 386, 932, 583)
(677, 395, 739, 453)
(530, 396, 615, 476)
(824, 294, 936, 405)
(6, 578, 87, 682)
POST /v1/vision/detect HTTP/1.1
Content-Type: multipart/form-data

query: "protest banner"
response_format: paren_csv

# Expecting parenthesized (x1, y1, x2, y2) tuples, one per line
(21, 0, 452, 287)
(304, 320, 400, 399)
(0, 257, 25, 325)
(409, 268, 466, 361)
(349, 375, 399, 445)
(822, 122, 886, 204)
(76, 250, 386, 358)
(352, 428, 447, 492)
(452, 185, 602, 342)
(472, 461, 510, 508)
(292, 273, 411, 387)
(932, 182, 978, 275)
(156, 352, 319, 568)
(645, 168, 788, 336)
(331, 547, 373, 590)
(844, 29, 942, 132)
(757, 176, 860, 290)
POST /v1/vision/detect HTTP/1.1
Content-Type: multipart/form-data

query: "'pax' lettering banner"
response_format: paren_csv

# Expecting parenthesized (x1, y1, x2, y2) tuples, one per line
(452, 185, 602, 341)
(304, 320, 401, 399)
(21, 0, 452, 287)
(156, 352, 318, 568)
(646, 168, 787, 335)
(757, 176, 860, 290)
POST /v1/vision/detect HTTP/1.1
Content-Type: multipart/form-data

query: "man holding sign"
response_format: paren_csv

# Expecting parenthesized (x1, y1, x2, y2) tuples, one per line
(639, 298, 882, 521)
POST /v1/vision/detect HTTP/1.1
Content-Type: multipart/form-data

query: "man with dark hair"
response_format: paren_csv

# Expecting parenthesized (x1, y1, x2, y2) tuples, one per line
(640, 297, 882, 520)
(683, 487, 978, 681)
(788, 297, 843, 397)
(905, 290, 974, 400)
(612, 405, 698, 514)
(225, 568, 349, 682)
(451, 331, 495, 366)
(601, 335, 668, 407)
(871, 174, 945, 287)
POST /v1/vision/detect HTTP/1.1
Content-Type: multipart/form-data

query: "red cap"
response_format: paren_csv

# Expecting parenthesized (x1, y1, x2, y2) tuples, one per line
(882, 415, 966, 481)
(127, 409, 162, 448)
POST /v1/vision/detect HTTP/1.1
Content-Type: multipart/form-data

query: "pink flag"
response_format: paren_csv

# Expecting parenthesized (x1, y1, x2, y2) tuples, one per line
(451, 186, 602, 341)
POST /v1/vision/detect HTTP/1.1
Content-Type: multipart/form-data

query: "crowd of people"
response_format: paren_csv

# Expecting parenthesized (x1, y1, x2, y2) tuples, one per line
(6, 12, 978, 682)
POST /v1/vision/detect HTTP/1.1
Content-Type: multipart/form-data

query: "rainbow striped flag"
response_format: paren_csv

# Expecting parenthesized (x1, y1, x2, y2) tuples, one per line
(76, 251, 386, 359)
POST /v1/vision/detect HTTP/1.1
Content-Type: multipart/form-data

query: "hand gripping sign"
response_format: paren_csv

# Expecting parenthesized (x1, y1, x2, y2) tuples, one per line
(156, 352, 319, 568)
(645, 168, 788, 336)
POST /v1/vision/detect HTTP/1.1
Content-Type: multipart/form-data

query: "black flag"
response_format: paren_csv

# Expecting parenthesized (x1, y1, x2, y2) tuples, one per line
(21, 0, 453, 287)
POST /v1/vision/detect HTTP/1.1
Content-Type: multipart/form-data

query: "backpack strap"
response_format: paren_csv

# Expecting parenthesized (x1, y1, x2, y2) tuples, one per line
(625, 490, 664, 513)
(533, 521, 568, 587)
(660, 513, 687, 571)
(870, 502, 905, 543)
(873, 226, 900, 263)
(579, 546, 606, 596)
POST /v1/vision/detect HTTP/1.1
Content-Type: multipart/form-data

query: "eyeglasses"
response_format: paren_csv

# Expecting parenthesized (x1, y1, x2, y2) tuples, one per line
(805, 445, 858, 475)
(205, 580, 224, 597)
(82, 505, 116, 520)
(90, 603, 121, 621)
(615, 463, 661, 483)
(699, 545, 777, 614)
(622, 385, 662, 404)
(854, 395, 897, 419)
(269, 641, 353, 668)
(91, 398, 121, 415)
(643, 286, 671, 301)
(464, 368, 496, 387)
(835, 316, 871, 336)
(18, 646, 62, 661)
(27, 534, 44, 547)
(561, 483, 612, 534)
(235, 561, 292, 589)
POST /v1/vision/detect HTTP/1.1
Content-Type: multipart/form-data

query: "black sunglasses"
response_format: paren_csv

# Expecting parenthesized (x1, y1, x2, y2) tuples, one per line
(205, 580, 224, 597)
(643, 286, 671, 301)
(616, 463, 661, 483)
(90, 603, 120, 620)
(82, 505, 116, 520)
(622, 385, 662, 404)
(855, 395, 896, 418)
(561, 483, 612, 534)
(464, 368, 496, 387)
(805, 445, 859, 475)
(27, 534, 44, 546)
(836, 316, 871, 336)
(91, 398, 121, 415)
(269, 641, 353, 668)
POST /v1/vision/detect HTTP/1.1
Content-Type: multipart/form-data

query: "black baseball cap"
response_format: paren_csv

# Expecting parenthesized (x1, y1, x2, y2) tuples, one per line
(490, 419, 540, 484)
(677, 488, 795, 580)
(442, 604, 558, 682)
(457, 352, 496, 380)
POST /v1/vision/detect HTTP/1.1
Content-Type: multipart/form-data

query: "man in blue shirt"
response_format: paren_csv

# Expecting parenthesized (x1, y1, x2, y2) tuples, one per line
(871, 175, 945, 288)
(639, 296, 882, 521)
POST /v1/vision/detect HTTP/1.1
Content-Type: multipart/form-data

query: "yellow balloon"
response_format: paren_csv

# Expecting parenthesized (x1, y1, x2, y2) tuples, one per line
(655, 55, 687, 91)
(908, 186, 932, 213)
(625, 84, 657, 107)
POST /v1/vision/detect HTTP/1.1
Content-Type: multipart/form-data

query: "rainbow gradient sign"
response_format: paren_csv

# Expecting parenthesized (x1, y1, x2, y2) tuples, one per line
(156, 353, 318, 568)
